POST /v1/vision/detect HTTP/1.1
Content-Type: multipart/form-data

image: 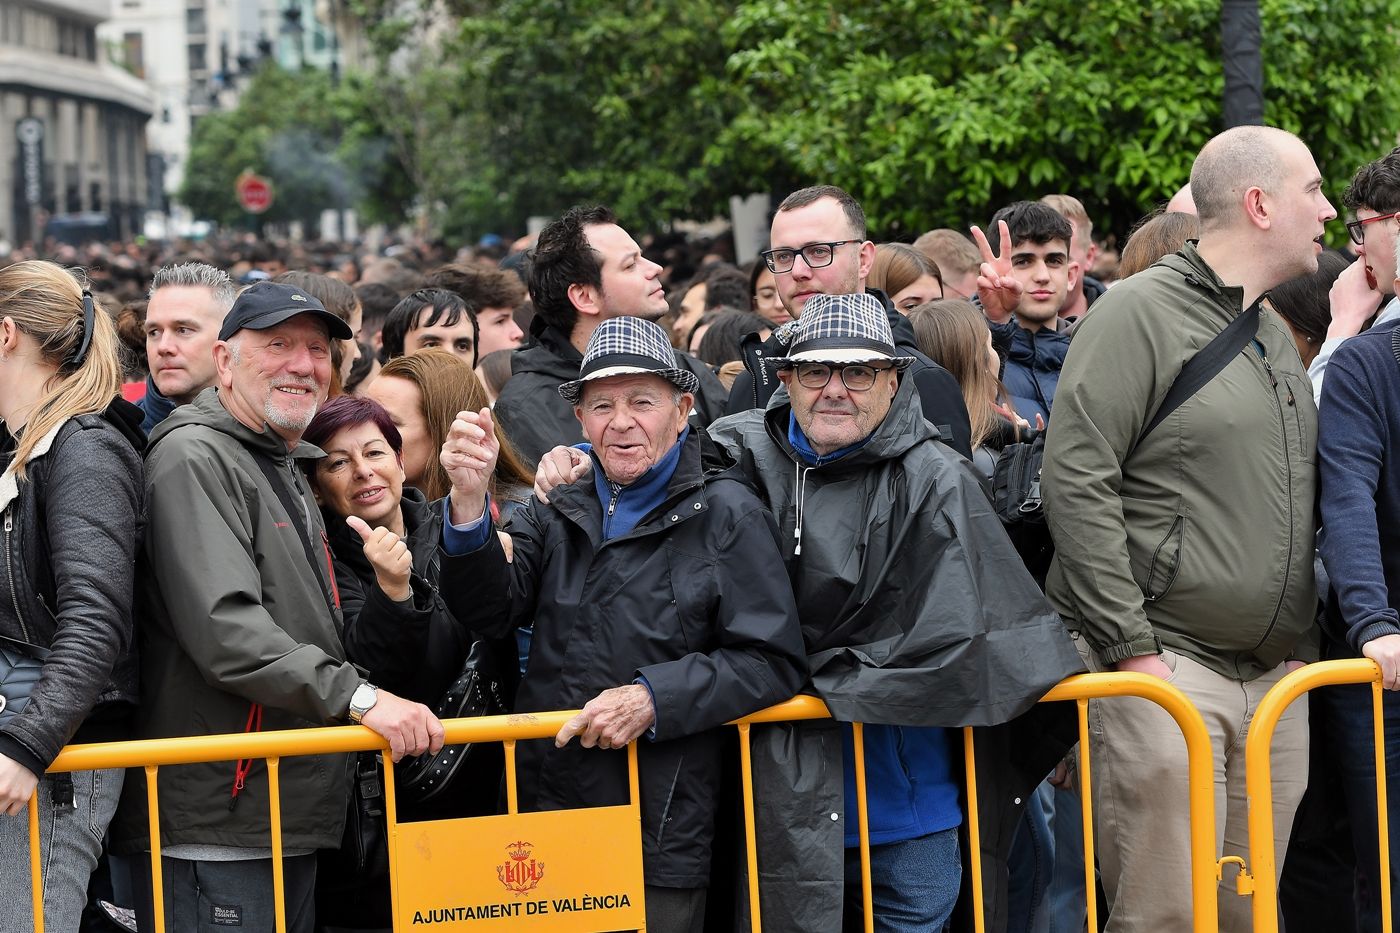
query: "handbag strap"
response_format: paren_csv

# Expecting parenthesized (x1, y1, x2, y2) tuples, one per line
(1137, 299, 1262, 446)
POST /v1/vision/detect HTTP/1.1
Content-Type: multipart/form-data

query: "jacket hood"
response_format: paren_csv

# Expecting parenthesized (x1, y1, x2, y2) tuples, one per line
(761, 370, 934, 471)
(147, 385, 324, 461)
(513, 321, 584, 382)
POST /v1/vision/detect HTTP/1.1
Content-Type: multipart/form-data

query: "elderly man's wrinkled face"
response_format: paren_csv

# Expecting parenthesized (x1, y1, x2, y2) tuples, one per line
(779, 362, 898, 455)
(576, 374, 692, 485)
(215, 315, 332, 445)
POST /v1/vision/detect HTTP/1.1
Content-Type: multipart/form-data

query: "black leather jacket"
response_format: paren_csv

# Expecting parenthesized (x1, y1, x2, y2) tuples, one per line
(0, 400, 144, 775)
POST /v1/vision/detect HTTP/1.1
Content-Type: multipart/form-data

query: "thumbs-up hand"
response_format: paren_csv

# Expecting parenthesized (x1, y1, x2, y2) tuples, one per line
(346, 514, 413, 602)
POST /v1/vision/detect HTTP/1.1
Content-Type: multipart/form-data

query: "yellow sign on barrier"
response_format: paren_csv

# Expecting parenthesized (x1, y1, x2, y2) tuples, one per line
(391, 806, 646, 930)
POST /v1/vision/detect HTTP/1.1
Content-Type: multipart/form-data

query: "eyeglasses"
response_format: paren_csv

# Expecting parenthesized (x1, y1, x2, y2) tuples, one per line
(1346, 210, 1400, 245)
(789, 362, 892, 391)
(760, 240, 861, 274)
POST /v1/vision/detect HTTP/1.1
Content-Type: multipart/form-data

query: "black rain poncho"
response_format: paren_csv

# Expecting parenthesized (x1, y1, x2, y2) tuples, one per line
(707, 375, 1085, 931)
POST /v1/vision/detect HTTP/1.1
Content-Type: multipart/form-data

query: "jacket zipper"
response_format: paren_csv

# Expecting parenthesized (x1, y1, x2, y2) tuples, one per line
(1246, 347, 1293, 666)
(3, 510, 33, 643)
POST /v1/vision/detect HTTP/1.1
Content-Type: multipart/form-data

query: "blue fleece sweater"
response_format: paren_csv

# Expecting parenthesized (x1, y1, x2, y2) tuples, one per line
(787, 419, 961, 846)
(1319, 320, 1400, 651)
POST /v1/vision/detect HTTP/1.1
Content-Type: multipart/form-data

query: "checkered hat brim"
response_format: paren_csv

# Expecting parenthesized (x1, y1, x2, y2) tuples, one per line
(558, 316, 701, 403)
(776, 292, 914, 368)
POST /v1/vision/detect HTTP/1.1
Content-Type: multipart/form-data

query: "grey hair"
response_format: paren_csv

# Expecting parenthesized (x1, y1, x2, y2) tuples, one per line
(149, 262, 237, 312)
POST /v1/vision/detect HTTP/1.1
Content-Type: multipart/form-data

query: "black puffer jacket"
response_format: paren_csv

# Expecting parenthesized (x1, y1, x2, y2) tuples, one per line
(494, 319, 730, 463)
(439, 428, 807, 888)
(724, 288, 975, 459)
(324, 488, 471, 703)
(0, 400, 144, 776)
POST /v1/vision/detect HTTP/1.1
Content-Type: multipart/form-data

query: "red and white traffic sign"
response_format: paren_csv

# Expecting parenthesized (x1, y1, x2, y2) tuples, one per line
(236, 171, 274, 214)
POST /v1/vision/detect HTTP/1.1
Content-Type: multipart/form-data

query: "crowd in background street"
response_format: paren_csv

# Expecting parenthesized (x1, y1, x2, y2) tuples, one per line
(5, 125, 1400, 933)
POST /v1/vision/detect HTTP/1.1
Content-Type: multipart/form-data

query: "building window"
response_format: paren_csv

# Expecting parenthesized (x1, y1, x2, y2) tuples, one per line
(187, 42, 206, 72)
(185, 7, 205, 35)
(123, 31, 144, 77)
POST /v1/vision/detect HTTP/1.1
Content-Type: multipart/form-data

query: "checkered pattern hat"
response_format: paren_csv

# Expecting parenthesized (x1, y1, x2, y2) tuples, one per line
(776, 293, 915, 368)
(558, 316, 701, 403)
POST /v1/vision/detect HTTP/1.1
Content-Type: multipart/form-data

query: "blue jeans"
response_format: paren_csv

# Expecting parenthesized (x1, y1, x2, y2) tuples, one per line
(0, 768, 123, 931)
(1319, 682, 1400, 933)
(842, 827, 960, 932)
(1006, 779, 1089, 933)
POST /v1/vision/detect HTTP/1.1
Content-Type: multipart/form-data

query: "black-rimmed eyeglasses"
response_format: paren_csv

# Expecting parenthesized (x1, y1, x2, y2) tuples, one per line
(1346, 211, 1400, 245)
(760, 240, 861, 274)
(788, 362, 893, 391)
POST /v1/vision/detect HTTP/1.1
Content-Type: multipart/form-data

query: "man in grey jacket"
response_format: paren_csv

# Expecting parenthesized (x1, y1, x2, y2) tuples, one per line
(1041, 125, 1332, 932)
(119, 282, 443, 933)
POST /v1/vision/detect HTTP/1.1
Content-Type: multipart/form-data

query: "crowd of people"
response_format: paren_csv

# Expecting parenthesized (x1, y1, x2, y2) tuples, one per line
(3, 123, 1400, 933)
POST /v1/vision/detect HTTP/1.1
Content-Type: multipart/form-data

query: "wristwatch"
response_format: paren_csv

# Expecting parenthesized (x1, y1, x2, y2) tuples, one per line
(348, 682, 379, 724)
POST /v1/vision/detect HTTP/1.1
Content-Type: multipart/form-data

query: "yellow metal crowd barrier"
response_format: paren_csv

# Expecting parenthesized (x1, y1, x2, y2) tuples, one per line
(1242, 658, 1391, 933)
(30, 672, 1224, 933)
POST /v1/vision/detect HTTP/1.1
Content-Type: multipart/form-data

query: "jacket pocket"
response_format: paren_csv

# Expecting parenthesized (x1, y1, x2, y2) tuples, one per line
(1143, 513, 1185, 602)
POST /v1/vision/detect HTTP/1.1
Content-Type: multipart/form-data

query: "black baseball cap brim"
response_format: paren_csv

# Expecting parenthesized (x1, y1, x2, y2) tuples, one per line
(219, 281, 354, 342)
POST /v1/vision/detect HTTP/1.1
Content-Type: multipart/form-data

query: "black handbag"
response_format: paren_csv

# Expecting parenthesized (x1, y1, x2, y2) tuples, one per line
(0, 635, 48, 728)
(397, 638, 509, 805)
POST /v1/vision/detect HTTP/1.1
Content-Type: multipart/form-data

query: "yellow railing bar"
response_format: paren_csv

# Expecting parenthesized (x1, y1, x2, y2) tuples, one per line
(737, 723, 762, 932)
(1246, 659, 1386, 933)
(268, 758, 286, 933)
(963, 727, 986, 933)
(852, 722, 874, 933)
(29, 787, 44, 933)
(1040, 672, 1217, 933)
(145, 765, 164, 933)
(1077, 698, 1098, 933)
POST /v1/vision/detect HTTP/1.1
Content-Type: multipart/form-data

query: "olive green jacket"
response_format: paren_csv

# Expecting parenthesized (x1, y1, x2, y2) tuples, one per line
(1042, 242, 1318, 681)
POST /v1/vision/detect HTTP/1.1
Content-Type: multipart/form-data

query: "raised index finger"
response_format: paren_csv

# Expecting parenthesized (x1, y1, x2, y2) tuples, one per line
(970, 224, 995, 264)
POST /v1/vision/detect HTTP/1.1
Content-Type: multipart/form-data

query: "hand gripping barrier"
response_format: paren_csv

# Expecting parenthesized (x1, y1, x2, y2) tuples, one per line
(27, 672, 1219, 933)
(1242, 658, 1391, 933)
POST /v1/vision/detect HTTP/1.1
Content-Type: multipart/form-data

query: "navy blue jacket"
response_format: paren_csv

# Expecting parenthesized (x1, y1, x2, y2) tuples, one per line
(136, 376, 176, 435)
(1319, 319, 1400, 651)
(991, 319, 1071, 423)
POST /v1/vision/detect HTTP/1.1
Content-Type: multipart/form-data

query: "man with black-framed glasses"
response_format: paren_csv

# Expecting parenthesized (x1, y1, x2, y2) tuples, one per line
(724, 184, 974, 460)
(1309, 147, 1400, 402)
(703, 291, 1081, 931)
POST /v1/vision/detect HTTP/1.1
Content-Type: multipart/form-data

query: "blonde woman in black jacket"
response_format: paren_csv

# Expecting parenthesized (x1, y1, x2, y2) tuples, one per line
(0, 260, 143, 930)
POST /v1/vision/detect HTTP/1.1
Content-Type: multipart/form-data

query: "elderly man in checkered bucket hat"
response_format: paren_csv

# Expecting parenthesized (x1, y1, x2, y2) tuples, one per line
(434, 316, 808, 932)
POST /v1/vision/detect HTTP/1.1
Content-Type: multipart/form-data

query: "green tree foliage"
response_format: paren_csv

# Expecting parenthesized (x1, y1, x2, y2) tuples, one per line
(179, 65, 413, 229)
(181, 2, 1400, 244)
(713, 0, 1400, 239)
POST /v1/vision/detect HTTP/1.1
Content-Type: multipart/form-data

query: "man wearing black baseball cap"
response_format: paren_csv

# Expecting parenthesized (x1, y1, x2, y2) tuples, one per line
(118, 281, 442, 933)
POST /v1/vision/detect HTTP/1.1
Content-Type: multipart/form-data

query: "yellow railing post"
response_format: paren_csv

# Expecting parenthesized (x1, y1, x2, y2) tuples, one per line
(1041, 673, 1218, 933)
(1245, 659, 1388, 933)
(28, 792, 43, 933)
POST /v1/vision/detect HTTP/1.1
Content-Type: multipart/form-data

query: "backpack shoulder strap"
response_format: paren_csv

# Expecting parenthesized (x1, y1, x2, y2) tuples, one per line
(1137, 300, 1261, 446)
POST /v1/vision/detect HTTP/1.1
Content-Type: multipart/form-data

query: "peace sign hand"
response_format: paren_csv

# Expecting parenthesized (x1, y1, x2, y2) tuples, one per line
(970, 220, 1023, 324)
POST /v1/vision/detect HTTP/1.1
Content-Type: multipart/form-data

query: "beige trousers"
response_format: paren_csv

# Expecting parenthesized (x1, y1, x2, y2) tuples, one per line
(1077, 636, 1308, 933)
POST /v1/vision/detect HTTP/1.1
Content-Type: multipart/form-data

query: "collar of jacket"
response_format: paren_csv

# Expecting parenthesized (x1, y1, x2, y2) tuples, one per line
(762, 373, 934, 472)
(0, 397, 144, 513)
(588, 426, 690, 540)
(147, 385, 326, 462)
(550, 428, 726, 545)
(990, 317, 1072, 366)
(0, 416, 66, 513)
(512, 319, 584, 380)
(1157, 240, 1248, 310)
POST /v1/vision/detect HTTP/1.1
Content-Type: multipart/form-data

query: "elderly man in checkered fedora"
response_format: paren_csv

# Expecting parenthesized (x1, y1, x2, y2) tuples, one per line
(430, 315, 807, 933)
(535, 295, 1082, 931)
(703, 292, 1082, 933)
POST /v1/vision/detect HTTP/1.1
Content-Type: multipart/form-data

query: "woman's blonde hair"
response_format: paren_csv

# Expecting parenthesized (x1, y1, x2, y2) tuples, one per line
(0, 260, 121, 478)
(907, 299, 1012, 451)
(375, 350, 534, 500)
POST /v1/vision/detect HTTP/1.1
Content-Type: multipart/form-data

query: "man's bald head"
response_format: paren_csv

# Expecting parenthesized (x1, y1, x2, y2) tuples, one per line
(1190, 126, 1306, 229)
(1166, 183, 1196, 216)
